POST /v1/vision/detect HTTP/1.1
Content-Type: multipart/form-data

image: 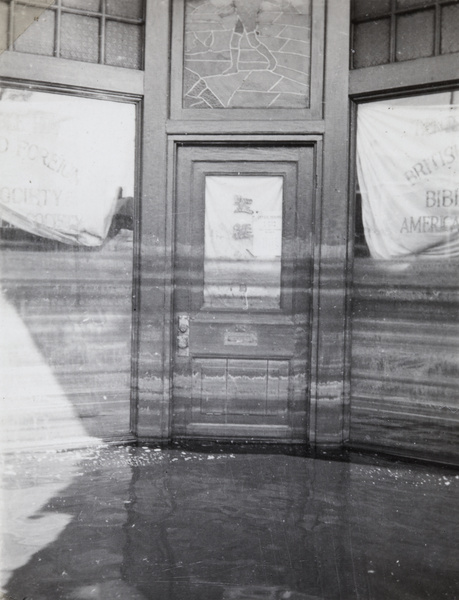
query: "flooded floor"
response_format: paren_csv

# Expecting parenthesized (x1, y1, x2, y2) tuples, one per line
(1, 445, 458, 600)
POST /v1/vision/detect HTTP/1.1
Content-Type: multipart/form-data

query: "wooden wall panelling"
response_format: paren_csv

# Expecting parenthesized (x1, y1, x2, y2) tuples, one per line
(350, 260, 459, 463)
(349, 51, 459, 98)
(310, 0, 351, 447)
(0, 50, 144, 96)
(348, 53, 459, 463)
(0, 235, 135, 444)
(130, 0, 171, 441)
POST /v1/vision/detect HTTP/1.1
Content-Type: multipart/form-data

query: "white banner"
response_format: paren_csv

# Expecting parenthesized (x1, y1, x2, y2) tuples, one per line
(357, 101, 459, 259)
(0, 90, 135, 246)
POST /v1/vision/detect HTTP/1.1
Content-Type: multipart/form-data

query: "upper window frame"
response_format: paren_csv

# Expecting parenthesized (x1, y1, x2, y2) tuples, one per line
(1, 0, 146, 70)
(350, 84, 459, 262)
(169, 0, 325, 123)
(350, 0, 459, 70)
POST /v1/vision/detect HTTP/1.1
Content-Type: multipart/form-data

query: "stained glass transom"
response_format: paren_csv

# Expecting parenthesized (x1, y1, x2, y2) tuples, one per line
(183, 0, 312, 109)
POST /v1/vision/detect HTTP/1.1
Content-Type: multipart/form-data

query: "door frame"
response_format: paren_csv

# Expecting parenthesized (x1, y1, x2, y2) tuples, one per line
(166, 135, 323, 443)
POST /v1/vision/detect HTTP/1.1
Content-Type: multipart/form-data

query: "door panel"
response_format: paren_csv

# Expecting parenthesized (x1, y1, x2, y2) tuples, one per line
(172, 145, 316, 442)
(192, 357, 290, 417)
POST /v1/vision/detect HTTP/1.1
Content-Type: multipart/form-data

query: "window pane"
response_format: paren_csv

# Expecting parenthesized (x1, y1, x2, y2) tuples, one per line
(60, 13, 99, 63)
(353, 19, 391, 68)
(204, 176, 283, 310)
(397, 0, 431, 8)
(14, 7, 55, 56)
(0, 1, 9, 52)
(62, 0, 102, 11)
(105, 21, 142, 69)
(0, 89, 136, 441)
(106, 0, 144, 19)
(441, 4, 459, 55)
(353, 0, 391, 19)
(183, 0, 312, 109)
(396, 10, 435, 61)
(356, 92, 459, 260)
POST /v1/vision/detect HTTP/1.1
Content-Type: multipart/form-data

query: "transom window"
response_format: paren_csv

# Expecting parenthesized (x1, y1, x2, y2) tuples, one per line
(0, 0, 145, 69)
(351, 0, 459, 68)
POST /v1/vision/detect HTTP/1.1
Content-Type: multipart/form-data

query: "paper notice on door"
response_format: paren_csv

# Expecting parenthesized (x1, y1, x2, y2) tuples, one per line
(204, 175, 283, 309)
(253, 212, 282, 257)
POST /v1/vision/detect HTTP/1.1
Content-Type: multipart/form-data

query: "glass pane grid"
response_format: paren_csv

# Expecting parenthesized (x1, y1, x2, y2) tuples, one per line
(352, 0, 459, 68)
(4, 0, 144, 69)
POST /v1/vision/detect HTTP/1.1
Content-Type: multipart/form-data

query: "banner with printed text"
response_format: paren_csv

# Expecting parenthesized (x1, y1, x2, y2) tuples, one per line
(0, 90, 135, 246)
(357, 101, 459, 259)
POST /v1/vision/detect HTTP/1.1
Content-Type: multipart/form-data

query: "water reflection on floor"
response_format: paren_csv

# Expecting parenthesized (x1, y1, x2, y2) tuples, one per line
(1, 445, 458, 600)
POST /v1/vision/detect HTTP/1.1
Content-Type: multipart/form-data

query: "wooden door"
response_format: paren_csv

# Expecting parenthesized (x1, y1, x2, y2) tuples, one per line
(172, 145, 316, 442)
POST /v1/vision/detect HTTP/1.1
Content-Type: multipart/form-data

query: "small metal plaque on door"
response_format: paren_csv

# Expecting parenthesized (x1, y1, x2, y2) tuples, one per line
(224, 329, 258, 346)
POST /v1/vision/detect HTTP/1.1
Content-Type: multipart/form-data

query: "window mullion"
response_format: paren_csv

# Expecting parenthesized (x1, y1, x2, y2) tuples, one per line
(434, 0, 442, 56)
(8, 0, 15, 50)
(55, 0, 61, 58)
(100, 0, 106, 65)
(390, 0, 397, 63)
